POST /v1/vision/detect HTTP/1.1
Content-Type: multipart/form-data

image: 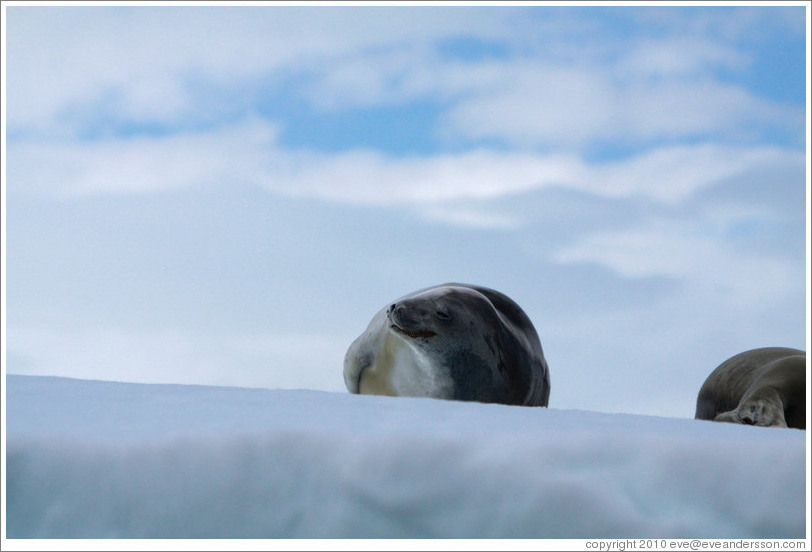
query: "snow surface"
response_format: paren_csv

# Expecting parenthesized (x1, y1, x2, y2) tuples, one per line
(4, 375, 808, 539)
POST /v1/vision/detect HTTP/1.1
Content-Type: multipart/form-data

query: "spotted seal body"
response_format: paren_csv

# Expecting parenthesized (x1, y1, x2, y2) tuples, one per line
(344, 283, 550, 406)
(695, 347, 806, 429)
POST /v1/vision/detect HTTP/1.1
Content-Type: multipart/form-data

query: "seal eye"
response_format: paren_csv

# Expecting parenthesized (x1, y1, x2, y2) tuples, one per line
(436, 310, 451, 321)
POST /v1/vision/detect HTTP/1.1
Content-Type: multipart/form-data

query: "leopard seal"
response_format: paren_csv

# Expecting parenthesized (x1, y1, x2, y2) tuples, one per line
(343, 283, 550, 406)
(695, 347, 806, 429)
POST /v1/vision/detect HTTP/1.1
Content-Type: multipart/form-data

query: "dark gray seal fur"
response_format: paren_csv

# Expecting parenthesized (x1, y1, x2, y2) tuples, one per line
(344, 283, 550, 406)
(695, 347, 806, 429)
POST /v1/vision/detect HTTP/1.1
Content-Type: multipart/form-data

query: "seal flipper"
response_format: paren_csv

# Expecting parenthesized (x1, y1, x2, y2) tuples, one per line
(344, 309, 389, 394)
(714, 388, 788, 428)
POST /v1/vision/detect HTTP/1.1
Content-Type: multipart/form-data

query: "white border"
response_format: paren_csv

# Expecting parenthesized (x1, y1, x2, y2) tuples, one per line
(1, 1, 809, 549)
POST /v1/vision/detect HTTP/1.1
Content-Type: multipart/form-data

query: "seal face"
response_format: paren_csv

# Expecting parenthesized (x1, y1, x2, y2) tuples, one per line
(695, 347, 806, 429)
(344, 283, 550, 406)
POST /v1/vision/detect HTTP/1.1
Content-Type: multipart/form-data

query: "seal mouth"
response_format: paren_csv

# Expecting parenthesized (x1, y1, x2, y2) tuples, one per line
(389, 323, 436, 339)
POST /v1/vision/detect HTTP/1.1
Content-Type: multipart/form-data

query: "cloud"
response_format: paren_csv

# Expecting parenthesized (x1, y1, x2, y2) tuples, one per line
(632, 5, 806, 43)
(419, 203, 523, 230)
(4, 6, 508, 133)
(439, 61, 617, 148)
(9, 118, 803, 213)
(440, 60, 802, 148)
(7, 326, 351, 392)
(7, 119, 280, 196)
(267, 148, 586, 206)
(593, 144, 803, 204)
(619, 37, 748, 77)
(554, 218, 801, 307)
(6, 7, 803, 149)
(283, 13, 802, 148)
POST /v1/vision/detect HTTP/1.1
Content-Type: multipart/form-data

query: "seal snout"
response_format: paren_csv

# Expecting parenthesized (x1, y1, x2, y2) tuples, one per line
(388, 302, 437, 339)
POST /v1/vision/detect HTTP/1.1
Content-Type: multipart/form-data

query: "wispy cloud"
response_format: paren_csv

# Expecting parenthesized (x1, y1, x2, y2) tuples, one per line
(7, 7, 804, 148)
(5, 7, 507, 133)
(7, 119, 280, 196)
(439, 58, 801, 148)
(8, 326, 350, 391)
(10, 117, 802, 211)
(619, 36, 748, 77)
(555, 218, 802, 307)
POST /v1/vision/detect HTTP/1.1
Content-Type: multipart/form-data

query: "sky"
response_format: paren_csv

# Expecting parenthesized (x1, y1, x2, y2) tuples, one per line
(2, 3, 809, 418)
